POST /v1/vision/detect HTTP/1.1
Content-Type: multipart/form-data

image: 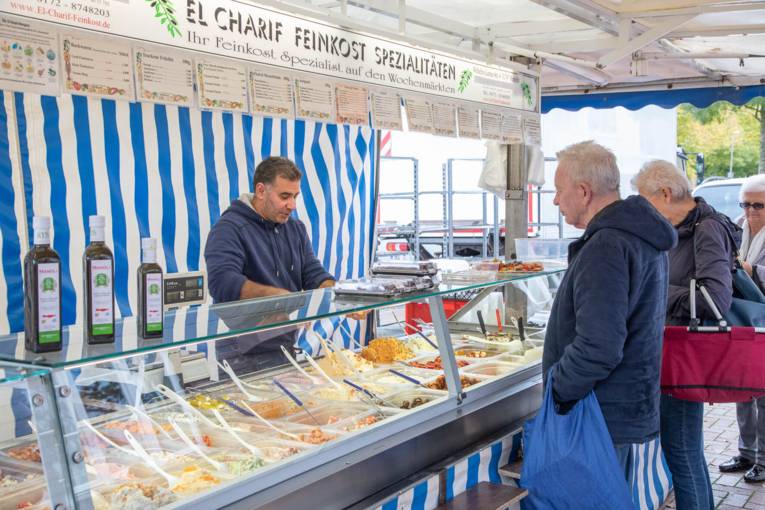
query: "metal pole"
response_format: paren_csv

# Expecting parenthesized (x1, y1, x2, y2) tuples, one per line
(413, 159, 420, 261)
(447, 160, 454, 258)
(441, 163, 448, 258)
(482, 189, 488, 258)
(493, 195, 500, 258)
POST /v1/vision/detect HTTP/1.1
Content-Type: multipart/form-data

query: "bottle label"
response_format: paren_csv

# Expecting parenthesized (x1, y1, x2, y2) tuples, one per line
(37, 263, 60, 344)
(89, 259, 113, 335)
(145, 273, 163, 332)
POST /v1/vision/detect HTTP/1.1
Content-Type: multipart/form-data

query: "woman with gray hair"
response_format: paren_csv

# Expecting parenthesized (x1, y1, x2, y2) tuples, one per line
(634, 159, 737, 510)
(719, 174, 765, 483)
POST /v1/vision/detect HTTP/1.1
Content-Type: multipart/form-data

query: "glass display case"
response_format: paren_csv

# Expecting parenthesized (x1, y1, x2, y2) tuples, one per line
(0, 267, 564, 510)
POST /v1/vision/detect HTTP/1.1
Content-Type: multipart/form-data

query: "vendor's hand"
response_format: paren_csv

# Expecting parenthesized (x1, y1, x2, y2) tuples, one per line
(743, 261, 754, 277)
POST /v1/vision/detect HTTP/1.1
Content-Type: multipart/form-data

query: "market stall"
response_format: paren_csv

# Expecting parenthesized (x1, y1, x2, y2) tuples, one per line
(0, 0, 556, 508)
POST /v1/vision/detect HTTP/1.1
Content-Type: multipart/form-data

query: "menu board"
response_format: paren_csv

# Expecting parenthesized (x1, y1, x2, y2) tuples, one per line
(480, 110, 502, 141)
(523, 113, 542, 146)
(294, 77, 336, 122)
(458, 106, 480, 139)
(370, 90, 402, 130)
(196, 60, 248, 112)
(500, 111, 523, 144)
(0, 17, 59, 96)
(62, 34, 134, 100)
(335, 83, 369, 125)
(431, 101, 457, 137)
(404, 97, 433, 134)
(249, 68, 294, 118)
(134, 48, 194, 107)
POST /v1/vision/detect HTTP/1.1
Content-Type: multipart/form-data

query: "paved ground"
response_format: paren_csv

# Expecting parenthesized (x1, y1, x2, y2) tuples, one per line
(662, 403, 765, 509)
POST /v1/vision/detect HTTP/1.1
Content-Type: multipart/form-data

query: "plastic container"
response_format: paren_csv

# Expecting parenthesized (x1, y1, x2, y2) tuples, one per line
(407, 354, 471, 371)
(380, 389, 445, 410)
(462, 362, 519, 378)
(514, 238, 574, 261)
(279, 403, 370, 427)
(453, 345, 505, 360)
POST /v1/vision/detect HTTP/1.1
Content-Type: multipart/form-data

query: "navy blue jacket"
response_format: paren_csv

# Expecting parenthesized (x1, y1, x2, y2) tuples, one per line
(543, 196, 678, 445)
(204, 196, 334, 303)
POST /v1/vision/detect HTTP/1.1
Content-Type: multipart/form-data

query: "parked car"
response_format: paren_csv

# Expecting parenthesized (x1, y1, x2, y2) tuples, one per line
(692, 177, 744, 223)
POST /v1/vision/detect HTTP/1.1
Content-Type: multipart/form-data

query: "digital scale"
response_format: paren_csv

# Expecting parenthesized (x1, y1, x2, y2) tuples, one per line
(163, 270, 207, 309)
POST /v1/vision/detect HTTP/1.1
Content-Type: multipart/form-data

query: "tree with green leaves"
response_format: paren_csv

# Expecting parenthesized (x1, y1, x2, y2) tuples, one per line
(678, 98, 764, 178)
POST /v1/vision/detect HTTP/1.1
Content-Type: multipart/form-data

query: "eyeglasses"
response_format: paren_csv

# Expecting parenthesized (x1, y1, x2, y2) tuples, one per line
(740, 202, 765, 210)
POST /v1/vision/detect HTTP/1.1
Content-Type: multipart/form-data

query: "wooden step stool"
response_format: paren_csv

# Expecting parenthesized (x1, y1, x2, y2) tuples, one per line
(434, 482, 527, 510)
(499, 459, 523, 481)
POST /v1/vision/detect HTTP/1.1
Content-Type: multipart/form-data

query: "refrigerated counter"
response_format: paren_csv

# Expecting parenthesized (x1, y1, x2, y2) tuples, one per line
(0, 267, 563, 510)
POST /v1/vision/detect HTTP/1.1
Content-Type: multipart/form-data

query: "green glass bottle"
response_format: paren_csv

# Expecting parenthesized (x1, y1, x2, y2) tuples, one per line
(24, 216, 63, 353)
(83, 215, 115, 344)
(137, 238, 163, 338)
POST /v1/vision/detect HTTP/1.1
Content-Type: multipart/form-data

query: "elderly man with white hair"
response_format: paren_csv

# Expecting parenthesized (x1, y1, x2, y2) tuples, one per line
(719, 174, 765, 484)
(543, 141, 676, 500)
(634, 160, 738, 509)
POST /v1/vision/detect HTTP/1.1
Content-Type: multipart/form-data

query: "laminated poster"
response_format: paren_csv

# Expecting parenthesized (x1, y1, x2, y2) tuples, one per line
(62, 34, 134, 100)
(0, 16, 59, 96)
(523, 113, 542, 146)
(134, 48, 194, 107)
(196, 60, 248, 113)
(335, 83, 369, 125)
(431, 101, 457, 137)
(500, 111, 523, 144)
(480, 110, 502, 141)
(404, 97, 433, 134)
(457, 106, 480, 139)
(249, 68, 294, 118)
(294, 76, 336, 122)
(370, 90, 402, 130)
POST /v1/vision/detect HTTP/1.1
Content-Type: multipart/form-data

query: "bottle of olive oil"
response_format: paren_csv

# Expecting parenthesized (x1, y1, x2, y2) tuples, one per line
(83, 215, 114, 344)
(24, 216, 63, 353)
(137, 238, 163, 338)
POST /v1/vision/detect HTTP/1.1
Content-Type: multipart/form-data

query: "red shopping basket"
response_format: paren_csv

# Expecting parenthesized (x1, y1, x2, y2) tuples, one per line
(661, 279, 765, 403)
(661, 326, 765, 403)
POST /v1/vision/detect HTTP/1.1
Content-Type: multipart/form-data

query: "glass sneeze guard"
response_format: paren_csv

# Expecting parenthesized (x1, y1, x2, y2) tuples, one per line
(0, 268, 565, 370)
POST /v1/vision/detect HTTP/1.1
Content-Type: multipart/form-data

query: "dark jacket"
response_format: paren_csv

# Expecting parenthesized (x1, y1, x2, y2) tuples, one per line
(204, 196, 334, 303)
(543, 196, 678, 445)
(666, 197, 737, 326)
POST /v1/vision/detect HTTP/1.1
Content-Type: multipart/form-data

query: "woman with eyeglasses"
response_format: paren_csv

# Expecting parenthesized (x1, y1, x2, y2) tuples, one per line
(633, 160, 738, 510)
(719, 174, 765, 484)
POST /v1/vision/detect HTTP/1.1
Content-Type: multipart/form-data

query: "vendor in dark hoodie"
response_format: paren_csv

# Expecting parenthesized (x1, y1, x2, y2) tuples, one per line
(204, 157, 335, 369)
(542, 141, 677, 490)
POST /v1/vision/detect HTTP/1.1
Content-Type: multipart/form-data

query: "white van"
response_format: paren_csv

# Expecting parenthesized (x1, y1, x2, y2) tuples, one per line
(692, 177, 745, 222)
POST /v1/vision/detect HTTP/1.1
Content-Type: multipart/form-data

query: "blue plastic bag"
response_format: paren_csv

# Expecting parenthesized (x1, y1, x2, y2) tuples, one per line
(520, 374, 636, 510)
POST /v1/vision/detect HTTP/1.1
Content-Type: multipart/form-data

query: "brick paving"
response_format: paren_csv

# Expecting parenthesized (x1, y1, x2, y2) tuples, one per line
(662, 403, 765, 509)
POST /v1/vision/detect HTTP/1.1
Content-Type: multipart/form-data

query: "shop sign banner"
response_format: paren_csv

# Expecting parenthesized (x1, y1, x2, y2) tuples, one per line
(0, 15, 59, 95)
(0, 0, 538, 111)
